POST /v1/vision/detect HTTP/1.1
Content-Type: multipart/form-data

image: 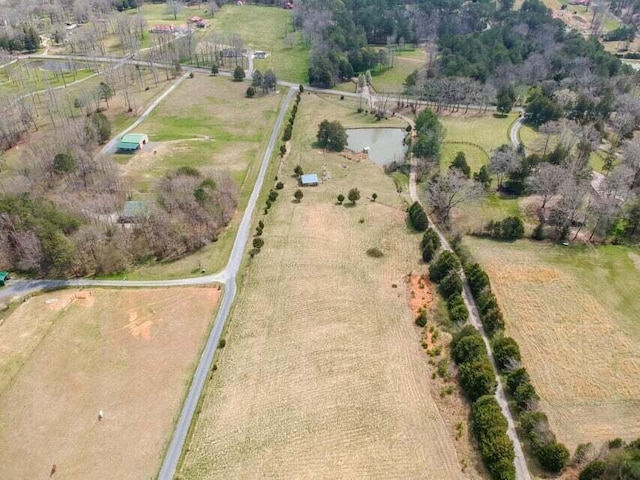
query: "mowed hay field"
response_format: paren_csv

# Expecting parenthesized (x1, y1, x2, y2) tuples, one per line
(465, 238, 640, 450)
(180, 94, 471, 479)
(0, 287, 220, 480)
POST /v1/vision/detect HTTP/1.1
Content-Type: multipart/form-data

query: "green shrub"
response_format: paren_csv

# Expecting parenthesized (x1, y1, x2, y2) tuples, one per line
(449, 303, 469, 323)
(337, 194, 345, 204)
(477, 289, 499, 315)
(492, 337, 522, 372)
(415, 310, 427, 327)
(472, 396, 508, 438)
(253, 238, 264, 249)
(366, 247, 384, 258)
(506, 367, 530, 395)
(513, 380, 539, 410)
(537, 441, 570, 473)
(579, 461, 606, 480)
(439, 271, 463, 299)
(451, 324, 480, 351)
(218, 338, 226, 348)
(532, 222, 545, 240)
(447, 293, 465, 311)
(466, 263, 490, 296)
(481, 307, 505, 337)
(429, 251, 461, 283)
(485, 216, 525, 241)
(275, 181, 284, 190)
(408, 201, 429, 231)
(459, 359, 497, 401)
(422, 241, 438, 263)
(452, 334, 487, 365)
(421, 228, 441, 250)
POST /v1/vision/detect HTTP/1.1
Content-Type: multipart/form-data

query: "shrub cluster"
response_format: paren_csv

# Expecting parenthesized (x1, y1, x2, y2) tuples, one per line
(579, 439, 640, 479)
(421, 228, 441, 263)
(428, 251, 469, 326)
(451, 326, 497, 401)
(466, 261, 569, 475)
(519, 411, 570, 474)
(472, 396, 516, 480)
(465, 263, 505, 337)
(484, 216, 525, 241)
(282, 90, 302, 142)
(451, 327, 514, 479)
(408, 201, 429, 231)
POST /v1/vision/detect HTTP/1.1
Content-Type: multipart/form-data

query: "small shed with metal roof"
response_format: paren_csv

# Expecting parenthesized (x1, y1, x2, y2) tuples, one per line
(0, 272, 10, 286)
(117, 133, 148, 152)
(300, 174, 319, 186)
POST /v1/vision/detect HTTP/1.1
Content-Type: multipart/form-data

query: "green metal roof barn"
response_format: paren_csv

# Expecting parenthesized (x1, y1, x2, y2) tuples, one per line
(117, 133, 148, 152)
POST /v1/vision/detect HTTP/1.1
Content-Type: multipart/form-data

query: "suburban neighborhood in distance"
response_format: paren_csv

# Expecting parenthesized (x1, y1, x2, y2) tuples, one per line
(0, 0, 639, 478)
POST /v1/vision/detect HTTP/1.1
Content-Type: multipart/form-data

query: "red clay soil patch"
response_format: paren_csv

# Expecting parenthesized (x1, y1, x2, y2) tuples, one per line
(407, 273, 435, 317)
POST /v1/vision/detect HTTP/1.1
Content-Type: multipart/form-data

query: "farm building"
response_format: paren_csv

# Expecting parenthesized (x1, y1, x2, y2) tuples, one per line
(0, 271, 9, 286)
(300, 174, 319, 186)
(117, 133, 148, 152)
(119, 201, 151, 223)
(150, 24, 176, 34)
(254, 50, 267, 59)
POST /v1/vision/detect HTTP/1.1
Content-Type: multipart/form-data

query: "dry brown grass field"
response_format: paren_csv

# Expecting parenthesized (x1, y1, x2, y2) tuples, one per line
(465, 237, 640, 451)
(0, 287, 220, 480)
(179, 94, 481, 479)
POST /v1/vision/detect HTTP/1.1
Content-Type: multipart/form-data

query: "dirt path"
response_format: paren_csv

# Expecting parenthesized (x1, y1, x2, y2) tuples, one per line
(408, 122, 532, 480)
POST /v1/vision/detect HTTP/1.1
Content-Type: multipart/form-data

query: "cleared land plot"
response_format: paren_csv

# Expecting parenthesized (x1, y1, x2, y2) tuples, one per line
(465, 238, 640, 450)
(0, 287, 220, 480)
(371, 48, 425, 93)
(209, 4, 309, 83)
(437, 112, 520, 230)
(114, 75, 283, 279)
(180, 94, 471, 479)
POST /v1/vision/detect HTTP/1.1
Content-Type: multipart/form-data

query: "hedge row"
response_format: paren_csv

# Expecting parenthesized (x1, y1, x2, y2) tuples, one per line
(282, 87, 303, 142)
(451, 326, 513, 480)
(472, 396, 516, 480)
(408, 201, 429, 231)
(466, 261, 570, 475)
(428, 251, 468, 324)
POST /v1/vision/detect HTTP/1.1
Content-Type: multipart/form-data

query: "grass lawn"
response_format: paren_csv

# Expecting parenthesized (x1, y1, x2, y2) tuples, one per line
(440, 142, 489, 175)
(440, 113, 516, 155)
(113, 75, 284, 280)
(180, 91, 480, 479)
(129, 2, 197, 25)
(0, 287, 220, 480)
(370, 47, 425, 93)
(210, 4, 309, 84)
(465, 237, 640, 451)
(0, 61, 95, 95)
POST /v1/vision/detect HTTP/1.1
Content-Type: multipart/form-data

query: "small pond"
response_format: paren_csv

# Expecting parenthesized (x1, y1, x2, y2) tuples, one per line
(346, 128, 407, 167)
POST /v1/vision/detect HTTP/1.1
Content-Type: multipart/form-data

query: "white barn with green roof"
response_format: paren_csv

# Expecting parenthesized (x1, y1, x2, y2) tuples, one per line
(117, 133, 148, 152)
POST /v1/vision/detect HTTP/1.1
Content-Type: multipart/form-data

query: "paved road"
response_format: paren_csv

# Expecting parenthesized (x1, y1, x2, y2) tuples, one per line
(156, 87, 296, 480)
(510, 112, 525, 150)
(100, 71, 190, 155)
(407, 130, 532, 480)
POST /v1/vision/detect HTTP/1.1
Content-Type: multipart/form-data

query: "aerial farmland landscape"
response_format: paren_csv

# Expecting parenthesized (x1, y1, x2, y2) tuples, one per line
(0, 0, 640, 479)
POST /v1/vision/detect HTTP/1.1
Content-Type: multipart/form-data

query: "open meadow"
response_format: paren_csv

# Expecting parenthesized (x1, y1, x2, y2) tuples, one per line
(0, 287, 221, 480)
(179, 93, 480, 479)
(208, 4, 309, 84)
(465, 237, 640, 451)
(114, 74, 284, 279)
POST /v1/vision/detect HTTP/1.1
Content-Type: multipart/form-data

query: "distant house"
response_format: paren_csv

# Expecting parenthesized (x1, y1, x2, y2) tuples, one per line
(195, 19, 211, 28)
(300, 174, 319, 186)
(254, 50, 267, 59)
(0, 271, 9, 287)
(150, 24, 176, 34)
(119, 201, 152, 223)
(189, 16, 203, 23)
(568, 0, 589, 5)
(117, 133, 148, 152)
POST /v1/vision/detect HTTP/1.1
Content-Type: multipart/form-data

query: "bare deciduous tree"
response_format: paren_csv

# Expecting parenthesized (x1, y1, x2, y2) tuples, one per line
(426, 169, 485, 224)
